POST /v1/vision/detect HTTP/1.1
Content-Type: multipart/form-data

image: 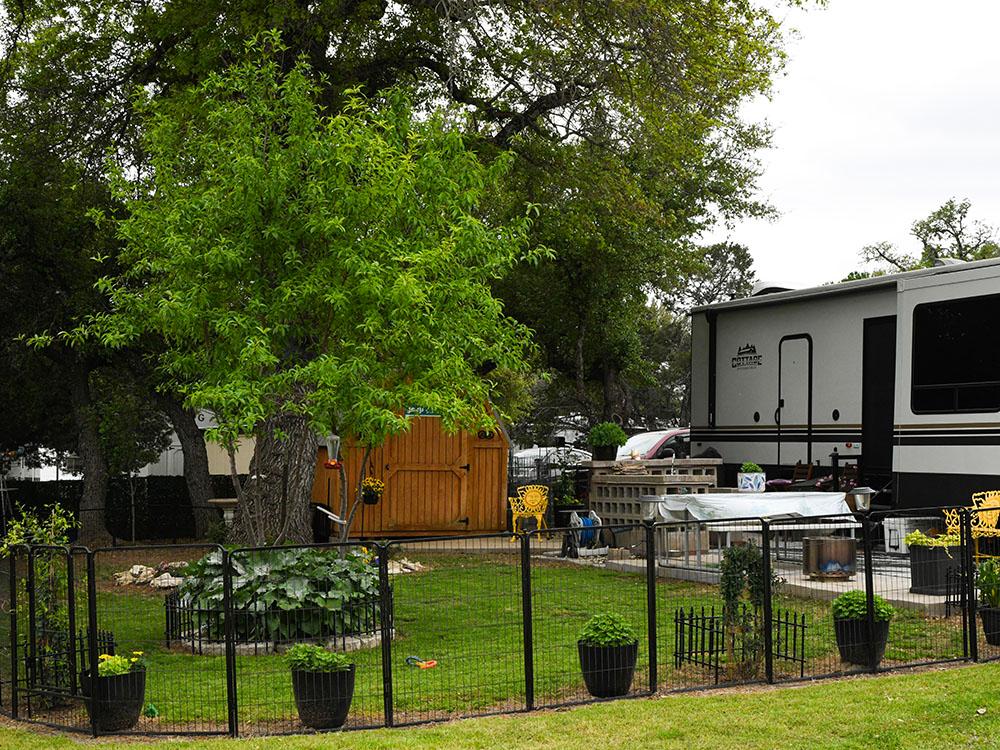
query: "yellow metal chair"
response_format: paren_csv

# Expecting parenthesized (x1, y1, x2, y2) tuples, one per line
(509, 485, 549, 540)
(944, 491, 1000, 559)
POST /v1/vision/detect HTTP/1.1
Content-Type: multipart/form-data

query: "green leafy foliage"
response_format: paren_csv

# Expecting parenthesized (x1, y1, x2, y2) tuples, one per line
(578, 613, 637, 647)
(83, 33, 542, 453)
(740, 462, 763, 473)
(179, 547, 379, 642)
(978, 559, 1000, 609)
(719, 542, 780, 680)
(904, 530, 960, 548)
(832, 590, 895, 622)
(588, 423, 627, 448)
(285, 643, 352, 673)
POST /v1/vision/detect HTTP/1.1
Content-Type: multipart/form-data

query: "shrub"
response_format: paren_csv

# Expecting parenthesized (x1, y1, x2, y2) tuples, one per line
(285, 643, 352, 672)
(97, 651, 148, 677)
(832, 590, 894, 622)
(978, 559, 1000, 608)
(578, 613, 637, 647)
(178, 547, 380, 642)
(740, 461, 763, 473)
(904, 530, 960, 548)
(588, 422, 627, 448)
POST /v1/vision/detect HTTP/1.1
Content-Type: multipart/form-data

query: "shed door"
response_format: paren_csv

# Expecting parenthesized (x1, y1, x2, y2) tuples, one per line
(778, 336, 812, 466)
(383, 418, 469, 531)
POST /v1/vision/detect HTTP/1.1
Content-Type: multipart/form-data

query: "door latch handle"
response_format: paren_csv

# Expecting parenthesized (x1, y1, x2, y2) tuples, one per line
(460, 464, 470, 471)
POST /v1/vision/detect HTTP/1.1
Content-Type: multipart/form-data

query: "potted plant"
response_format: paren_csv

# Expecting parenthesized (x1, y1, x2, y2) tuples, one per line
(577, 612, 638, 698)
(286, 643, 355, 729)
(361, 476, 384, 505)
(978, 558, 1000, 646)
(588, 422, 627, 462)
(738, 461, 766, 492)
(80, 650, 148, 732)
(904, 530, 960, 595)
(831, 590, 894, 667)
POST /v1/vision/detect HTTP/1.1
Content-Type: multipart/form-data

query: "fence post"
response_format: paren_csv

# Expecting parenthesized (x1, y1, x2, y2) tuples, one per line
(760, 521, 774, 684)
(8, 548, 17, 719)
(520, 533, 535, 711)
(26, 549, 36, 703)
(221, 548, 239, 737)
(861, 518, 879, 674)
(65, 549, 77, 696)
(644, 521, 657, 694)
(377, 543, 394, 728)
(85, 551, 100, 737)
(963, 510, 979, 662)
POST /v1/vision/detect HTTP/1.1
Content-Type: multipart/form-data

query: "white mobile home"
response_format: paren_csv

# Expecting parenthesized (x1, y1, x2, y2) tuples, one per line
(690, 257, 1000, 508)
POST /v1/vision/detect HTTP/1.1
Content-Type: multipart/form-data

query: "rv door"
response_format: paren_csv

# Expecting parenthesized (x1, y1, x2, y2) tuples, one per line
(777, 335, 813, 466)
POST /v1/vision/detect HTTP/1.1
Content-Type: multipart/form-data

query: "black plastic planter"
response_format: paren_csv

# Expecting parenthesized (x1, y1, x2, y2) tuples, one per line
(833, 618, 890, 666)
(979, 607, 1000, 646)
(291, 664, 356, 729)
(909, 545, 960, 595)
(577, 641, 638, 698)
(80, 668, 146, 732)
(592, 445, 617, 462)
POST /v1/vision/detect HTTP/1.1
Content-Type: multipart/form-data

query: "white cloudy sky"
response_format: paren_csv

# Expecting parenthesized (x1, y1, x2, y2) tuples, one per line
(719, 0, 1000, 287)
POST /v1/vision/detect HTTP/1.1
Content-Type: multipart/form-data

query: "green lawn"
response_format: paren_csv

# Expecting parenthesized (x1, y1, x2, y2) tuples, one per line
(3, 662, 1000, 749)
(3, 547, 973, 734)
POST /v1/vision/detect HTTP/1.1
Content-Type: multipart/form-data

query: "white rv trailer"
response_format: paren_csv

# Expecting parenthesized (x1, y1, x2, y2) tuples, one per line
(690, 257, 1000, 508)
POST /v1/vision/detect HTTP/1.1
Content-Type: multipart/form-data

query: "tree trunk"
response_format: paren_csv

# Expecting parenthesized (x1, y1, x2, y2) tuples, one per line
(69, 369, 112, 547)
(158, 395, 216, 538)
(229, 412, 316, 546)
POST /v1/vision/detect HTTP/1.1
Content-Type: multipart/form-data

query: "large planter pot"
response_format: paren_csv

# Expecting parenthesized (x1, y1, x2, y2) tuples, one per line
(555, 504, 588, 528)
(979, 607, 1000, 646)
(577, 641, 638, 698)
(80, 668, 146, 732)
(592, 445, 617, 461)
(738, 472, 766, 492)
(833, 618, 890, 666)
(908, 545, 960, 595)
(291, 664, 356, 729)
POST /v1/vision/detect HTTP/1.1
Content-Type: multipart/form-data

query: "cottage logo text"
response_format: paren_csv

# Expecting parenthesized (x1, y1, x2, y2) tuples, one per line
(732, 343, 762, 369)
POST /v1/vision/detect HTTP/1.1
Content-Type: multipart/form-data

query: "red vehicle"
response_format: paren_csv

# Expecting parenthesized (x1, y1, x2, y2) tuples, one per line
(616, 428, 690, 460)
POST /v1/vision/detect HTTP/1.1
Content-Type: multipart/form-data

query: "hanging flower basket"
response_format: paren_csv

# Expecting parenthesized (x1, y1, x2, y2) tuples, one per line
(361, 477, 384, 506)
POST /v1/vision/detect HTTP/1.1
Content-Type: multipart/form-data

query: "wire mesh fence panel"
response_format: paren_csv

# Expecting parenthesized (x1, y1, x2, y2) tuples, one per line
(230, 543, 385, 734)
(866, 510, 966, 670)
(386, 535, 525, 725)
(964, 505, 1000, 663)
(92, 544, 228, 735)
(529, 524, 650, 708)
(653, 519, 773, 691)
(767, 516, 871, 681)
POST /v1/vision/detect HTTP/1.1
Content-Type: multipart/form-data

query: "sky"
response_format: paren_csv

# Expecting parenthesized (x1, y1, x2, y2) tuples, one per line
(720, 0, 1000, 288)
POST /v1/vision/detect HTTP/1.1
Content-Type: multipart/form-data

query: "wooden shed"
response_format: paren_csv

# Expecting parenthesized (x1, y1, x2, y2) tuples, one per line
(310, 415, 509, 537)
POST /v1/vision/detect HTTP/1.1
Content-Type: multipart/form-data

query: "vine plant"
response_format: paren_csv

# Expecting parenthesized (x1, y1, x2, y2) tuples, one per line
(719, 541, 780, 680)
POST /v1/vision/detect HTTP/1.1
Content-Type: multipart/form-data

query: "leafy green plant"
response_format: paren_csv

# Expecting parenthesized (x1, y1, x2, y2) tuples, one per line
(978, 559, 1000, 609)
(97, 650, 147, 677)
(904, 530, 960, 548)
(285, 643, 352, 672)
(578, 613, 637, 647)
(832, 590, 894, 622)
(178, 547, 380, 642)
(588, 422, 627, 448)
(719, 542, 780, 679)
(740, 462, 763, 473)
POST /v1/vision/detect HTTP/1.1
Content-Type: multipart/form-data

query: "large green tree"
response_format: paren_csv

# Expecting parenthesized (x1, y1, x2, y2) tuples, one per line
(78, 40, 542, 544)
(4, 0, 798, 532)
(853, 198, 1000, 278)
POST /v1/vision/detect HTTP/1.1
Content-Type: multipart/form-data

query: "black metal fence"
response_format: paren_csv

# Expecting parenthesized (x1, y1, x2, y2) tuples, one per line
(0, 505, 996, 738)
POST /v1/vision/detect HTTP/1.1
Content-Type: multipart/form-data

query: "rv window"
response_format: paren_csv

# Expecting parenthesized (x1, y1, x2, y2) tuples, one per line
(912, 294, 1000, 413)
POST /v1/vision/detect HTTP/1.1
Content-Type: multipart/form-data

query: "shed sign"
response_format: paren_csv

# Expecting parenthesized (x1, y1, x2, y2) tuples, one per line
(731, 343, 763, 370)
